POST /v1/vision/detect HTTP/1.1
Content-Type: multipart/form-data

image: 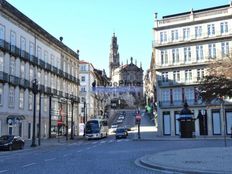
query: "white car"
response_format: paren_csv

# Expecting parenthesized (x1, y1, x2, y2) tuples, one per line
(110, 124, 118, 133)
(118, 115, 125, 120)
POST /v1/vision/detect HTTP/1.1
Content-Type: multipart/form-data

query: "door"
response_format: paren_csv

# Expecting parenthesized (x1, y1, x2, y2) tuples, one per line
(226, 111, 232, 134)
(163, 113, 171, 135)
(212, 112, 221, 135)
(198, 110, 208, 135)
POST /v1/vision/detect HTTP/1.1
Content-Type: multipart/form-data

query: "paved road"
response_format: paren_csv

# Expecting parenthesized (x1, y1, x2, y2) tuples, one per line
(0, 110, 231, 174)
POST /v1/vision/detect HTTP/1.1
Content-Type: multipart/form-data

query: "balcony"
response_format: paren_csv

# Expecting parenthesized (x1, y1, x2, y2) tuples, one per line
(51, 66, 58, 74)
(45, 63, 52, 71)
(58, 90, 63, 97)
(159, 99, 202, 109)
(65, 93, 69, 98)
(0, 39, 10, 52)
(52, 88, 57, 95)
(58, 69, 63, 77)
(29, 55, 38, 65)
(39, 85, 45, 93)
(10, 45, 20, 57)
(9, 75, 20, 86)
(0, 71, 9, 82)
(158, 80, 199, 88)
(45, 87, 52, 94)
(38, 60, 45, 69)
(20, 50, 30, 62)
(76, 78, 80, 85)
(64, 72, 69, 79)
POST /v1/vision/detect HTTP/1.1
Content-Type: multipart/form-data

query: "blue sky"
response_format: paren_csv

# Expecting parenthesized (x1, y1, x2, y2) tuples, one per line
(7, 0, 229, 76)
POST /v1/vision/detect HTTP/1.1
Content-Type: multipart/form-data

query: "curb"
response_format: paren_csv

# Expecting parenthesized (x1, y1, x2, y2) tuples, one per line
(137, 156, 230, 174)
(132, 138, 232, 141)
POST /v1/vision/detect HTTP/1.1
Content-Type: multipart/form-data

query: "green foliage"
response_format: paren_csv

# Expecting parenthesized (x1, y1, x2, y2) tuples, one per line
(199, 75, 232, 102)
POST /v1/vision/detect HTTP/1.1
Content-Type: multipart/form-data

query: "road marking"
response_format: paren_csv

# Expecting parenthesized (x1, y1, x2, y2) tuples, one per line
(109, 140, 114, 143)
(77, 150, 82, 153)
(22, 163, 36, 168)
(92, 145, 97, 148)
(86, 147, 92, 150)
(0, 170, 8, 173)
(63, 154, 69, 157)
(44, 158, 56, 162)
(91, 141, 98, 145)
(117, 140, 122, 142)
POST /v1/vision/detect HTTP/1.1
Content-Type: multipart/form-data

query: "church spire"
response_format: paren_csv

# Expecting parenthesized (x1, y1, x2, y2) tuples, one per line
(109, 33, 120, 79)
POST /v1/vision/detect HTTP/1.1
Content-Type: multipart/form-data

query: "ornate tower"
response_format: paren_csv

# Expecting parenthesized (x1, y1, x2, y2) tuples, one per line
(109, 33, 120, 79)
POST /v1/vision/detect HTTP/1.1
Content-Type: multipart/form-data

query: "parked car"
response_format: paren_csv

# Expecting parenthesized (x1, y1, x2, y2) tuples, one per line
(0, 135, 24, 151)
(115, 127, 128, 139)
(110, 124, 118, 133)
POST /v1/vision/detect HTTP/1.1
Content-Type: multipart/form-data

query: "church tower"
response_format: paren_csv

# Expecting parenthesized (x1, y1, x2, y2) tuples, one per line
(109, 33, 120, 79)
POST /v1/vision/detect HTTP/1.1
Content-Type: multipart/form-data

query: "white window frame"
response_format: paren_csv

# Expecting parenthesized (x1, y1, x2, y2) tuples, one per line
(220, 22, 228, 34)
(207, 24, 215, 36)
(20, 36, 26, 51)
(183, 28, 190, 40)
(208, 43, 216, 58)
(184, 47, 191, 62)
(19, 90, 24, 109)
(10, 30, 16, 46)
(8, 87, 15, 108)
(0, 84, 3, 106)
(221, 42, 229, 57)
(196, 45, 204, 61)
(9, 57, 15, 75)
(28, 92, 33, 110)
(0, 52, 3, 72)
(195, 26, 202, 38)
(0, 24, 5, 41)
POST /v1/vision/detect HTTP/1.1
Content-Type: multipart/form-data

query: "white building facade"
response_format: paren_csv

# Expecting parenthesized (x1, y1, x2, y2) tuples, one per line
(154, 3, 232, 136)
(79, 61, 95, 122)
(0, 1, 80, 139)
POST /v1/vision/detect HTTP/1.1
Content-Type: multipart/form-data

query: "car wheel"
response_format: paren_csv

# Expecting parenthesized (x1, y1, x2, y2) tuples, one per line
(8, 145, 13, 151)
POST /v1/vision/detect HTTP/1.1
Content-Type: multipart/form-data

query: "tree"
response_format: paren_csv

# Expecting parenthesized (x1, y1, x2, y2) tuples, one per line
(198, 54, 232, 102)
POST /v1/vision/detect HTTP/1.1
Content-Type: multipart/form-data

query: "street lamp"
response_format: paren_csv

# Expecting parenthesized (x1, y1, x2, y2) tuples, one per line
(31, 79, 39, 147)
(70, 94, 75, 140)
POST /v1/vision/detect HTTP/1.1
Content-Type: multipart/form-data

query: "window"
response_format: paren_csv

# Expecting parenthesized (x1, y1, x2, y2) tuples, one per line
(207, 24, 215, 36)
(9, 58, 15, 75)
(183, 28, 190, 40)
(37, 70, 41, 85)
(185, 88, 194, 101)
(44, 96, 48, 112)
(161, 50, 168, 65)
(171, 30, 178, 41)
(0, 84, 3, 105)
(20, 36, 26, 51)
(196, 45, 204, 61)
(51, 54, 55, 66)
(81, 76, 85, 82)
(173, 71, 180, 82)
(160, 31, 167, 43)
(0, 24, 5, 41)
(20, 62, 25, 79)
(81, 87, 86, 92)
(162, 72, 168, 82)
(0, 52, 3, 71)
(57, 78, 60, 91)
(10, 31, 16, 46)
(208, 43, 216, 58)
(173, 88, 181, 103)
(44, 51, 48, 63)
(44, 73, 48, 87)
(161, 89, 170, 102)
(8, 87, 14, 107)
(184, 47, 191, 62)
(80, 65, 86, 71)
(57, 57, 61, 69)
(172, 48, 179, 64)
(19, 90, 24, 109)
(220, 22, 228, 34)
(195, 26, 202, 38)
(63, 61, 66, 72)
(221, 42, 229, 57)
(29, 42, 34, 55)
(29, 67, 34, 81)
(185, 70, 192, 82)
(197, 69, 204, 81)
(37, 46, 42, 60)
(28, 92, 33, 110)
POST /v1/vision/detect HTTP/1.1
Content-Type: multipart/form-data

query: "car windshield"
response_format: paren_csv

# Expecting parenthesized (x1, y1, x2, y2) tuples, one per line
(85, 121, 100, 133)
(116, 128, 125, 133)
(0, 135, 13, 141)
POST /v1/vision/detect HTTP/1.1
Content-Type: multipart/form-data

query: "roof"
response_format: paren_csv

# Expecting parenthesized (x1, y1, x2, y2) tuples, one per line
(163, 4, 230, 19)
(0, 0, 78, 59)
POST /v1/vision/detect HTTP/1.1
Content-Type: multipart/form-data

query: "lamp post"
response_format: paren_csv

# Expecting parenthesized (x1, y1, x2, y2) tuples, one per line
(83, 100, 86, 124)
(70, 94, 75, 140)
(31, 79, 38, 147)
(220, 97, 227, 147)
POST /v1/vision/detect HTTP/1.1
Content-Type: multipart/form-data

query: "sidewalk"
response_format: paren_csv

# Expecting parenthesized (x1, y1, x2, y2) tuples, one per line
(135, 113, 232, 173)
(24, 136, 84, 150)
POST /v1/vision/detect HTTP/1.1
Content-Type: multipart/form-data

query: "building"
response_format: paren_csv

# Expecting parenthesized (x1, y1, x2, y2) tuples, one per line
(0, 0, 80, 139)
(153, 3, 232, 136)
(79, 61, 95, 122)
(109, 33, 144, 108)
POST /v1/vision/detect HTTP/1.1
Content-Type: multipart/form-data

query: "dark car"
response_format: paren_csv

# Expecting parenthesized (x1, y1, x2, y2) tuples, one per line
(0, 135, 24, 151)
(115, 127, 128, 139)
